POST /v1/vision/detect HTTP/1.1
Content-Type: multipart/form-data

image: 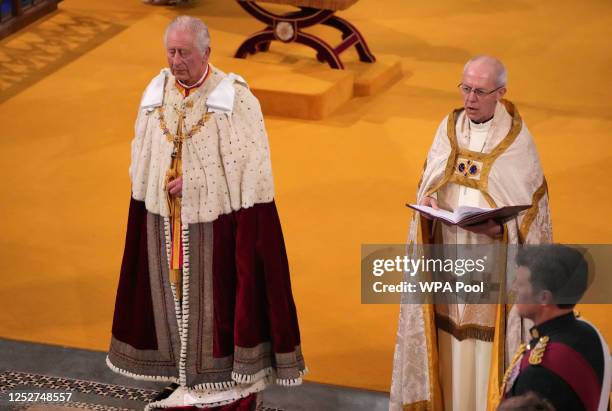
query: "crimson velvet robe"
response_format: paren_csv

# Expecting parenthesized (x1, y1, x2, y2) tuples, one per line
(109, 196, 305, 392)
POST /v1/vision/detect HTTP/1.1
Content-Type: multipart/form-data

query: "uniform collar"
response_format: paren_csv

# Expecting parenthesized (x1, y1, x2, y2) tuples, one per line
(529, 311, 576, 340)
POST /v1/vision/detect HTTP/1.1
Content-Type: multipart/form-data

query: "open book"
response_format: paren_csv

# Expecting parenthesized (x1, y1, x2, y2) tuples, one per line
(406, 204, 531, 226)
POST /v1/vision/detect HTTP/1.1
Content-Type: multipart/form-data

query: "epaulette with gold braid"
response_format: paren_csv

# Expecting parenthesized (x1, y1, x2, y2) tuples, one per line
(529, 336, 549, 365)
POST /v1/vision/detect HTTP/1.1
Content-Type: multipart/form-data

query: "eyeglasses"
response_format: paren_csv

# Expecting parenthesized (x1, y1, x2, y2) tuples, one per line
(458, 83, 504, 98)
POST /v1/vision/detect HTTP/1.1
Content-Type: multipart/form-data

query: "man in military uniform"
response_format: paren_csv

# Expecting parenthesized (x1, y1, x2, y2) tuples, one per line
(502, 244, 611, 411)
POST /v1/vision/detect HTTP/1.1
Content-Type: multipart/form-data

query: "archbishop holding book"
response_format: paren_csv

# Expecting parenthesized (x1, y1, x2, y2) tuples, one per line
(389, 56, 553, 411)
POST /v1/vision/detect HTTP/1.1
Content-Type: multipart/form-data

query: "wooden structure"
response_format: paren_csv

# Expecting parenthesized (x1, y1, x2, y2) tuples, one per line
(0, 0, 61, 40)
(234, 0, 376, 69)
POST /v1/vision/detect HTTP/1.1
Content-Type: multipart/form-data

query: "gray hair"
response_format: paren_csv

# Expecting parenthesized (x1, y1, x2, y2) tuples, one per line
(164, 16, 211, 53)
(463, 55, 507, 87)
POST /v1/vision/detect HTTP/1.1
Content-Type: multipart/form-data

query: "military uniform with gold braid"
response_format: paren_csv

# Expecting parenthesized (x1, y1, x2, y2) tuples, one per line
(503, 312, 610, 411)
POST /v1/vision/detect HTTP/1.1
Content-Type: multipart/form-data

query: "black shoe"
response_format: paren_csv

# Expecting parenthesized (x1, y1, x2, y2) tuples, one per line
(153, 382, 179, 401)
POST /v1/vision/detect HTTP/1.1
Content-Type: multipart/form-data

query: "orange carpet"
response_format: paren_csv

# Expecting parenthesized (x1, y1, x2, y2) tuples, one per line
(0, 0, 610, 392)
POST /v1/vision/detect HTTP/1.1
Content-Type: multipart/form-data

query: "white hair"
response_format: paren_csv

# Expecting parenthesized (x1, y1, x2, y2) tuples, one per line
(463, 55, 507, 87)
(164, 16, 211, 52)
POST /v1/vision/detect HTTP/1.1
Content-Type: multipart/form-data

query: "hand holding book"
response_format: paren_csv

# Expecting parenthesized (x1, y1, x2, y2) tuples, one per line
(406, 203, 531, 227)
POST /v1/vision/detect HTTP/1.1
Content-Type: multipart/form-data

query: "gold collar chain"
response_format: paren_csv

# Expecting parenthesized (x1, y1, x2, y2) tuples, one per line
(157, 106, 212, 143)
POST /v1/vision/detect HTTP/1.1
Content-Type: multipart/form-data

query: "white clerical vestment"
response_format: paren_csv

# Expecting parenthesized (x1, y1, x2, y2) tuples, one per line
(389, 100, 553, 411)
(439, 118, 494, 411)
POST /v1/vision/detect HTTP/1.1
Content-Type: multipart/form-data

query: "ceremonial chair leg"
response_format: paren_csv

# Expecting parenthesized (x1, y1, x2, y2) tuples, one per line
(235, 29, 343, 69)
(234, 1, 376, 69)
(296, 32, 344, 69)
(254, 25, 273, 52)
(256, 40, 271, 52)
(235, 30, 276, 57)
(321, 14, 376, 63)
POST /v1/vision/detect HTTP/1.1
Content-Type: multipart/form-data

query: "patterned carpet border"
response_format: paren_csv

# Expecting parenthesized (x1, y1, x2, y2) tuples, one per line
(10, 401, 134, 410)
(0, 371, 283, 410)
(0, 11, 128, 104)
(0, 371, 158, 401)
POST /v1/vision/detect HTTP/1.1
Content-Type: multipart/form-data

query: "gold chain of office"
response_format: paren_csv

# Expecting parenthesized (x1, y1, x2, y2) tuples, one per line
(157, 106, 211, 142)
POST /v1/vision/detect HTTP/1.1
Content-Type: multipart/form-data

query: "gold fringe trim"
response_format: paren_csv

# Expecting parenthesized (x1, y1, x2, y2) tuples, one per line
(435, 313, 495, 342)
(403, 400, 435, 411)
(519, 178, 548, 243)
